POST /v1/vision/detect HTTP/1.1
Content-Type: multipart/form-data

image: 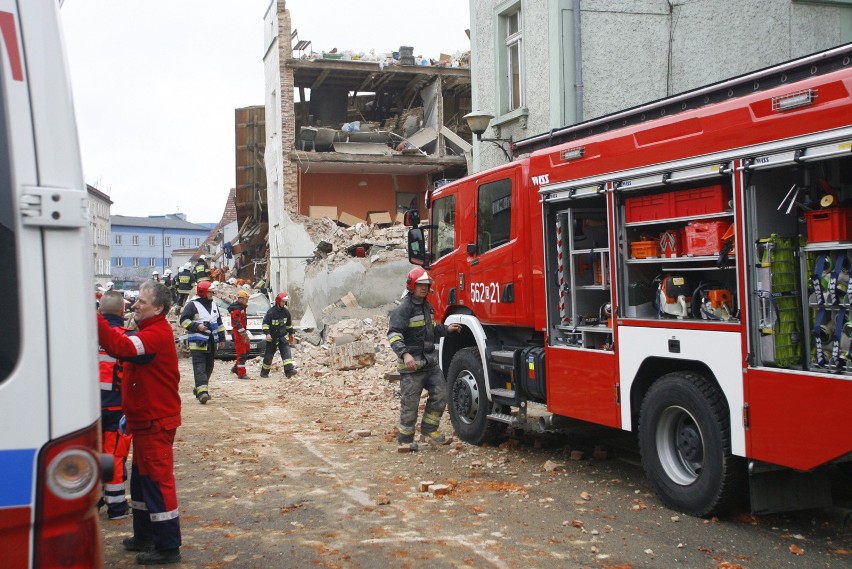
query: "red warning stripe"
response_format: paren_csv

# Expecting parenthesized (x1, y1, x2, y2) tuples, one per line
(0, 11, 23, 81)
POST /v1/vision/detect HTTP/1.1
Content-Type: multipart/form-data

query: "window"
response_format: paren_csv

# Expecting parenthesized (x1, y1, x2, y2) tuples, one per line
(165, 257, 172, 268)
(431, 196, 456, 259)
(115, 234, 122, 245)
(193, 238, 200, 246)
(132, 235, 139, 246)
(180, 237, 186, 247)
(149, 257, 155, 267)
(502, 6, 523, 113)
(148, 235, 155, 246)
(133, 257, 139, 267)
(0, 77, 20, 382)
(477, 178, 512, 254)
(165, 236, 171, 246)
(114, 257, 122, 267)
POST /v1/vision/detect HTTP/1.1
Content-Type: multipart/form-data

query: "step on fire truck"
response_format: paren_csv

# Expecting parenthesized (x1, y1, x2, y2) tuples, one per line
(406, 44, 852, 516)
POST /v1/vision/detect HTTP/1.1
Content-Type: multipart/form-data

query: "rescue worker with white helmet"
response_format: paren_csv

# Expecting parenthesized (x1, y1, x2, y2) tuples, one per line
(152, 270, 161, 283)
(174, 262, 193, 314)
(179, 280, 225, 404)
(193, 255, 211, 284)
(260, 291, 297, 378)
(387, 267, 462, 451)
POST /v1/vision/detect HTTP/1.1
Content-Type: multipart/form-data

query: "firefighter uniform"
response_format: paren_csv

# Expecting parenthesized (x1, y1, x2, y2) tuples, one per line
(387, 291, 453, 446)
(179, 291, 225, 402)
(228, 295, 251, 378)
(193, 258, 211, 283)
(97, 311, 182, 554)
(260, 300, 296, 378)
(175, 266, 193, 312)
(98, 313, 132, 519)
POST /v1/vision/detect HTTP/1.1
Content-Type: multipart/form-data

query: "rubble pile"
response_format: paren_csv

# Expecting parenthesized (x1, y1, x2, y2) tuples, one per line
(299, 47, 471, 69)
(301, 215, 409, 274)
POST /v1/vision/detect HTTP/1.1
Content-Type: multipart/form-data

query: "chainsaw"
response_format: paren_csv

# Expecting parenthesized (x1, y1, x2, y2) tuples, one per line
(654, 274, 692, 319)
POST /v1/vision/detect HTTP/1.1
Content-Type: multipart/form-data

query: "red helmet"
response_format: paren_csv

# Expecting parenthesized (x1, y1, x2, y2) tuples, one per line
(275, 291, 289, 305)
(197, 281, 212, 298)
(406, 267, 433, 293)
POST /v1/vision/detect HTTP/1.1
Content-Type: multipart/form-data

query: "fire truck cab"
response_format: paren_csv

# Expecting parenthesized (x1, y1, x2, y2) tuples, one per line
(0, 2, 105, 566)
(408, 44, 852, 516)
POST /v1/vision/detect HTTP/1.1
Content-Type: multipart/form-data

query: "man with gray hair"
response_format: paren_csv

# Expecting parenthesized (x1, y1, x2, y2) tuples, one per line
(97, 280, 182, 565)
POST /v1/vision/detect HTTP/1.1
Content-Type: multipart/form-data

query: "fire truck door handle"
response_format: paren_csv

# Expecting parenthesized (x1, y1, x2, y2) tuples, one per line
(501, 283, 514, 303)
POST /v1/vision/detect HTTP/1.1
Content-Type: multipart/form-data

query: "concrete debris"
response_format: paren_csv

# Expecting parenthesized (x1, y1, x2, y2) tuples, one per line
(330, 340, 376, 370)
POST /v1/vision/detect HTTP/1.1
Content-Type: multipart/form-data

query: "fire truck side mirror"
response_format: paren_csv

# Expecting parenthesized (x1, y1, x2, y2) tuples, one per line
(403, 209, 421, 227)
(407, 227, 428, 267)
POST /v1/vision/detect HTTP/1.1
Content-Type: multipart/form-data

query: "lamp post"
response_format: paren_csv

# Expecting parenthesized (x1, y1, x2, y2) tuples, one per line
(463, 111, 513, 161)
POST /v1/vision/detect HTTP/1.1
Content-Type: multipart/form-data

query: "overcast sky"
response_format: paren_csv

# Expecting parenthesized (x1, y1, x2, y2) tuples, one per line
(60, 0, 471, 224)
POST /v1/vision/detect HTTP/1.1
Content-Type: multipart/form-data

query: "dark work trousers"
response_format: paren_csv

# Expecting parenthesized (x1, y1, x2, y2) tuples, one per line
(175, 293, 189, 311)
(398, 365, 446, 443)
(261, 337, 295, 376)
(190, 346, 215, 397)
(129, 424, 181, 551)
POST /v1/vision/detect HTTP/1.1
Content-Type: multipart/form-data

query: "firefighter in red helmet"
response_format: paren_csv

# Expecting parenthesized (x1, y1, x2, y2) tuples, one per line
(179, 279, 225, 403)
(260, 291, 297, 378)
(387, 267, 463, 452)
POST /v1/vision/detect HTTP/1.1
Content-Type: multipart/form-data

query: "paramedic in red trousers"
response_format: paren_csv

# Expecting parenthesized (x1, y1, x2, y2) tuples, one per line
(228, 289, 252, 378)
(387, 268, 462, 452)
(98, 291, 132, 520)
(180, 279, 225, 403)
(260, 290, 297, 378)
(97, 280, 182, 565)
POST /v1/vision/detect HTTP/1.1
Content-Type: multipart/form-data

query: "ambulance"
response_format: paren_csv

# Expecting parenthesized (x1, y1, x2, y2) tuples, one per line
(0, 1, 105, 566)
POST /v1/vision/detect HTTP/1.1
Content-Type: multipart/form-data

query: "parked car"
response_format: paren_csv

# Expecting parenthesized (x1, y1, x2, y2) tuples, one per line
(213, 293, 269, 361)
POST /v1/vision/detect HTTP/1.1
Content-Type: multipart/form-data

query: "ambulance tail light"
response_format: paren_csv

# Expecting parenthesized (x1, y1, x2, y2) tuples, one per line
(34, 422, 104, 568)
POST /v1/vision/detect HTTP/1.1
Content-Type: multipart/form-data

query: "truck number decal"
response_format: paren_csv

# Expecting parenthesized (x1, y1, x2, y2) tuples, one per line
(470, 282, 501, 303)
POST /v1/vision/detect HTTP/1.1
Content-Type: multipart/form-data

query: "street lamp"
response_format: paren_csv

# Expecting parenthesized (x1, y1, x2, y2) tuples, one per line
(463, 111, 513, 161)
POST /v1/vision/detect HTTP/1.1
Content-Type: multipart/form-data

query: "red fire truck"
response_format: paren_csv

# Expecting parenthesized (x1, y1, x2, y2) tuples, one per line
(406, 44, 852, 516)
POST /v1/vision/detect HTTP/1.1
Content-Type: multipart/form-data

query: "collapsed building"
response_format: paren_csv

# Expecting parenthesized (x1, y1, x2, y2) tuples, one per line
(252, 0, 472, 321)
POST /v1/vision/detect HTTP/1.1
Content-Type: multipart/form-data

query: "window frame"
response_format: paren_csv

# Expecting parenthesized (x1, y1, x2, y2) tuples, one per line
(476, 178, 513, 255)
(430, 195, 456, 261)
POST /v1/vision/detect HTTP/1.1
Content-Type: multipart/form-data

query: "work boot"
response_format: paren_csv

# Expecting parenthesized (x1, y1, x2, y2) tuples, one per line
(135, 548, 181, 565)
(259, 370, 269, 378)
(198, 392, 210, 404)
(285, 369, 297, 378)
(422, 431, 450, 445)
(122, 536, 154, 552)
(230, 364, 238, 374)
(397, 442, 419, 453)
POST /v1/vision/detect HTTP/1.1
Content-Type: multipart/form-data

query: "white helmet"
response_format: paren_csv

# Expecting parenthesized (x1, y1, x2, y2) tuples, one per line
(105, 281, 115, 290)
(200, 254, 208, 261)
(227, 278, 237, 285)
(209, 281, 219, 291)
(183, 262, 192, 270)
(164, 269, 172, 275)
(152, 270, 159, 276)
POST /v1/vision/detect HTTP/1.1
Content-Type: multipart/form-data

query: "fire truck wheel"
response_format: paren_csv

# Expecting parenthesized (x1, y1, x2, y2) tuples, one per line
(638, 372, 746, 517)
(446, 347, 507, 445)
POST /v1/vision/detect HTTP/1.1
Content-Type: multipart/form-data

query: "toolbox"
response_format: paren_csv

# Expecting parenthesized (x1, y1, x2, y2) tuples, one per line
(672, 184, 730, 217)
(625, 194, 673, 223)
(631, 239, 660, 259)
(684, 221, 732, 256)
(805, 208, 852, 243)
(659, 228, 685, 257)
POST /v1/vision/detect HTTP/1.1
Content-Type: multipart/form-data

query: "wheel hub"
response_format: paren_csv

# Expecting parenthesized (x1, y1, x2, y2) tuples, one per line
(656, 406, 704, 485)
(452, 370, 479, 425)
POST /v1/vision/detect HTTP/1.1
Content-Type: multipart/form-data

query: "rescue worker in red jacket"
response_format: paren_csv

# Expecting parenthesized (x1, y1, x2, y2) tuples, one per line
(228, 289, 252, 379)
(179, 280, 225, 403)
(260, 291, 297, 378)
(98, 291, 133, 520)
(97, 280, 182, 565)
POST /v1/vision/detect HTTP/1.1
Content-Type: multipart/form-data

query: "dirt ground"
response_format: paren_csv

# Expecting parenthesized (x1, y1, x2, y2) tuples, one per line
(100, 312, 852, 569)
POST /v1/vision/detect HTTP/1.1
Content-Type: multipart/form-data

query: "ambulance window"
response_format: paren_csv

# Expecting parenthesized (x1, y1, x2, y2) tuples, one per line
(0, 77, 20, 382)
(431, 195, 455, 259)
(477, 178, 512, 254)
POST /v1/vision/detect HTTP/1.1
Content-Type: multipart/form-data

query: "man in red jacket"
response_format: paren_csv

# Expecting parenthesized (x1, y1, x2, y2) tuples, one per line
(97, 280, 182, 566)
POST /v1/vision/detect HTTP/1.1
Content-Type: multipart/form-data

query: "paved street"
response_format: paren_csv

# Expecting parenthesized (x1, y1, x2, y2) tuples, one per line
(101, 351, 852, 568)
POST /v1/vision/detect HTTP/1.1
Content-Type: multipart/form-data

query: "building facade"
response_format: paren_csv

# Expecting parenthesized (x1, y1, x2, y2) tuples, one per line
(262, 0, 472, 301)
(111, 214, 211, 286)
(87, 184, 112, 287)
(469, 0, 852, 170)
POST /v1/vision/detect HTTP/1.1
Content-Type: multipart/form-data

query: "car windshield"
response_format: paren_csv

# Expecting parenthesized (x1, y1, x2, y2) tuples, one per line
(213, 293, 268, 317)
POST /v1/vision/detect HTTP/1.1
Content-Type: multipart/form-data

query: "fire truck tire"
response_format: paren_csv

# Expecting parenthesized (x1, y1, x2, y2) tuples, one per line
(638, 372, 746, 517)
(446, 347, 508, 445)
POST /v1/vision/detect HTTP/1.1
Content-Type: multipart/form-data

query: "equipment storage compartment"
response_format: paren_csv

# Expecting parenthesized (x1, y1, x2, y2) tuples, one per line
(672, 184, 730, 217)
